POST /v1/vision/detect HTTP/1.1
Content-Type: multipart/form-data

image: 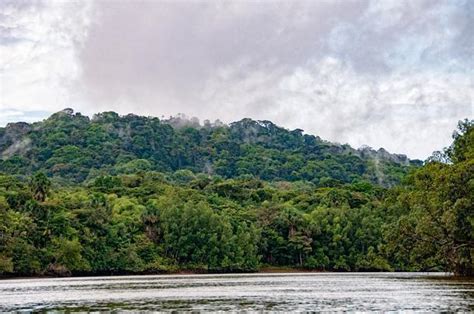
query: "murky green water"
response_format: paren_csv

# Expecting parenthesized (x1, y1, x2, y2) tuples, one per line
(0, 272, 472, 312)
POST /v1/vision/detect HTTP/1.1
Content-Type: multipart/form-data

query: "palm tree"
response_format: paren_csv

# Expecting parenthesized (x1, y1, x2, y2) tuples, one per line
(30, 172, 51, 202)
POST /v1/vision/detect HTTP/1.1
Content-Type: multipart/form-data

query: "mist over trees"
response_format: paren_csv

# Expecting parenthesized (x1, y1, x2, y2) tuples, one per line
(0, 109, 419, 186)
(0, 110, 471, 276)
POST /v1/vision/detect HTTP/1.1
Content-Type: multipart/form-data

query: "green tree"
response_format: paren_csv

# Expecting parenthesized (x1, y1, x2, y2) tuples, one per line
(29, 172, 51, 202)
(384, 121, 473, 276)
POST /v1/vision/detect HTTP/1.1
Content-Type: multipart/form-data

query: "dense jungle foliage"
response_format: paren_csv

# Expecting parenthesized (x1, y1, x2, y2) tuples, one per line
(0, 109, 420, 186)
(0, 110, 472, 276)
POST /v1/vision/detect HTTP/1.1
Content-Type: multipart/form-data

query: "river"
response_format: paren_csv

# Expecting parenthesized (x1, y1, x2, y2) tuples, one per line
(0, 272, 472, 312)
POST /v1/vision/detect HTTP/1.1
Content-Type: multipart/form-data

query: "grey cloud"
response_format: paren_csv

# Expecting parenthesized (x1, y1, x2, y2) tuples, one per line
(0, 0, 92, 112)
(0, 109, 51, 126)
(78, 1, 367, 111)
(1, 0, 472, 159)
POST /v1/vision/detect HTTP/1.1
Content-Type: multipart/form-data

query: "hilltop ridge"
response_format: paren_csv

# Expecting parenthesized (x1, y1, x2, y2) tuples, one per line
(0, 108, 421, 186)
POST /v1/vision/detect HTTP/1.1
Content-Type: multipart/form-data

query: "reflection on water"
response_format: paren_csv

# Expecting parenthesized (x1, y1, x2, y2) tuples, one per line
(0, 272, 472, 312)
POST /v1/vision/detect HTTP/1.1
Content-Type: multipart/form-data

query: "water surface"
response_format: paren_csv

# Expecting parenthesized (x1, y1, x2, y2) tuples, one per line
(1, 272, 472, 312)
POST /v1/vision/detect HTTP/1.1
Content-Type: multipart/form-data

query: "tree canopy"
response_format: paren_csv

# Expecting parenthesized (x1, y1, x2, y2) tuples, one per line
(0, 109, 420, 186)
(0, 110, 471, 277)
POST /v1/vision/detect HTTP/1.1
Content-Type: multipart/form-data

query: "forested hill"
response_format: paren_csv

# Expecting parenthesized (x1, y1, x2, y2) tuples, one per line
(0, 112, 472, 277)
(0, 108, 421, 186)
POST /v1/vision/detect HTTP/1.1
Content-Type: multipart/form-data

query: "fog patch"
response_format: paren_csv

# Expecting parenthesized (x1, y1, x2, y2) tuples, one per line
(2, 137, 32, 159)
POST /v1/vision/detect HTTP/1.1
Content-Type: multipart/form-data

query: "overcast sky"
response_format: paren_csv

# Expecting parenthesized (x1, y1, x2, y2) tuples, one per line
(1, 0, 472, 159)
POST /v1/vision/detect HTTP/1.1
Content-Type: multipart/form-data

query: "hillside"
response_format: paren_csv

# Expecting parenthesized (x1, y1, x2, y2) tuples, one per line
(0, 108, 421, 186)
(0, 111, 472, 277)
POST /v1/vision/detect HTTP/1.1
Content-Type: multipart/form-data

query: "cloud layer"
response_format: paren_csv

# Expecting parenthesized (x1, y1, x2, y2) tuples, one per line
(1, 0, 472, 159)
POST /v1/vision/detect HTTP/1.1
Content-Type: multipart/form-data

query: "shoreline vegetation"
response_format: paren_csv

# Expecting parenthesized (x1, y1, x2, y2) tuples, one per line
(1, 268, 462, 281)
(0, 268, 318, 280)
(0, 111, 472, 278)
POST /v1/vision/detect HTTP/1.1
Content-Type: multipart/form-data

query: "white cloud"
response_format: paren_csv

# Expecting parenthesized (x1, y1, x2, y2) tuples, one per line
(0, 0, 92, 113)
(0, 0, 472, 159)
(201, 56, 472, 159)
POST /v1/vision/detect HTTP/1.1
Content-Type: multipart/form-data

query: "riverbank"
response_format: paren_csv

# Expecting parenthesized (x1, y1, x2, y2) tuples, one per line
(2, 267, 461, 280)
(0, 267, 315, 280)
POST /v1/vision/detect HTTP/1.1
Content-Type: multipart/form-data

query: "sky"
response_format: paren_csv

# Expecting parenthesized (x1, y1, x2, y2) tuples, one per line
(0, 0, 472, 159)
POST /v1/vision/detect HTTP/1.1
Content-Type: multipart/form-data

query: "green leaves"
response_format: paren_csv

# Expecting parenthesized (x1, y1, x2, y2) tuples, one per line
(0, 110, 417, 186)
(48, 237, 89, 272)
(385, 125, 474, 276)
(0, 118, 471, 276)
(29, 172, 51, 202)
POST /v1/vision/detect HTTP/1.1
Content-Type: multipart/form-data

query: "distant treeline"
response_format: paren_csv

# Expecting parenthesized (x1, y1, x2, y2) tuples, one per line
(0, 112, 472, 277)
(0, 108, 420, 186)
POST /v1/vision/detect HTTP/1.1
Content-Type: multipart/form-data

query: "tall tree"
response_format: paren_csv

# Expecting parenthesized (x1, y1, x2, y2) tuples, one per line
(30, 172, 51, 202)
(385, 120, 473, 276)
